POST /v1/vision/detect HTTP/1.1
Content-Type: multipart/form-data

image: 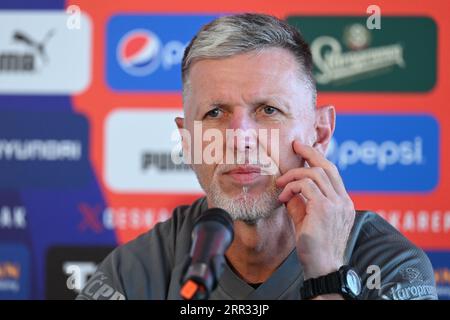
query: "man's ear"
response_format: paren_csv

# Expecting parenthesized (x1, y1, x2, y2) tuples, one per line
(313, 105, 336, 155)
(175, 117, 184, 130)
(174, 117, 191, 163)
(175, 117, 186, 148)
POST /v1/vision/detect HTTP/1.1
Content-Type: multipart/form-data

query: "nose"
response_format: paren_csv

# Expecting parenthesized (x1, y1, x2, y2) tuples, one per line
(227, 107, 257, 152)
(228, 107, 252, 131)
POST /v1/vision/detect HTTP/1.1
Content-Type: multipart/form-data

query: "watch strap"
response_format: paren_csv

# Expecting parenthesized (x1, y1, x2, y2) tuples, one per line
(300, 270, 342, 299)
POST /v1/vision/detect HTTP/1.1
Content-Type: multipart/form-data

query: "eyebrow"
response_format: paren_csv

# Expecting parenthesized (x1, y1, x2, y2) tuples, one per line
(254, 96, 291, 110)
(194, 101, 224, 119)
(196, 95, 292, 116)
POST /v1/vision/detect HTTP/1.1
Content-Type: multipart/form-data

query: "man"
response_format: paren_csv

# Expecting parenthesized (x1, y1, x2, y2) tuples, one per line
(77, 13, 437, 300)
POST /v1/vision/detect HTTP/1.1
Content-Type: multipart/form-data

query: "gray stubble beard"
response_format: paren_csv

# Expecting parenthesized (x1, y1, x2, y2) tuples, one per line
(199, 171, 283, 224)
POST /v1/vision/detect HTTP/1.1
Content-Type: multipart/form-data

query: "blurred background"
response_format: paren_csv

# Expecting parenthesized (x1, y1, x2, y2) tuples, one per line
(0, 0, 449, 300)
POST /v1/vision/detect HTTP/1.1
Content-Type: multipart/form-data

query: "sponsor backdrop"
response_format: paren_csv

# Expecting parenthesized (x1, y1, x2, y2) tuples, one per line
(0, 0, 448, 299)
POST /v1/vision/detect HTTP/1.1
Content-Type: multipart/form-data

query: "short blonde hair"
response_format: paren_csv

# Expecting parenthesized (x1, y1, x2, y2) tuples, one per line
(181, 13, 316, 106)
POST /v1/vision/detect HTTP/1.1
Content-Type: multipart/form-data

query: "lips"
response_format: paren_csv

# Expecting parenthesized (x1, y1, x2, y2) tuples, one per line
(223, 166, 262, 184)
(226, 166, 261, 174)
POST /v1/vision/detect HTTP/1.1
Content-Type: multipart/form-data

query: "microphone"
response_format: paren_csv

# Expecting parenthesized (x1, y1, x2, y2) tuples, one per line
(180, 208, 234, 300)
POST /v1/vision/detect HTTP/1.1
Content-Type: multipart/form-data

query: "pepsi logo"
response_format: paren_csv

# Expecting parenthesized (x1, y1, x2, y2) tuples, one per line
(117, 29, 161, 76)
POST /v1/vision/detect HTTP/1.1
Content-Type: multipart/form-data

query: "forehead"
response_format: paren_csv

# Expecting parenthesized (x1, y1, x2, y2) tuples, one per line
(185, 48, 308, 108)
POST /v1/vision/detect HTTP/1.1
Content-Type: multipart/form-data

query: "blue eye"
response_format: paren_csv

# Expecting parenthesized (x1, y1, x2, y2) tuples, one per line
(205, 108, 221, 118)
(263, 106, 277, 115)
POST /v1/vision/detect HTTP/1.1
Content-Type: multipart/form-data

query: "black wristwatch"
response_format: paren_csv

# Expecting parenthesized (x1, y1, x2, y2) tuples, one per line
(300, 265, 362, 300)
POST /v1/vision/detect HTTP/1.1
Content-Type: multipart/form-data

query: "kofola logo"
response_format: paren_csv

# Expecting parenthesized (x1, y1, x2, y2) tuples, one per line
(0, 112, 90, 188)
(107, 15, 217, 91)
(286, 16, 436, 92)
(326, 114, 439, 192)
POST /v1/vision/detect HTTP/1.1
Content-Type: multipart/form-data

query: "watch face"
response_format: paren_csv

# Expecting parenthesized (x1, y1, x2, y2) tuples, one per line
(345, 269, 362, 296)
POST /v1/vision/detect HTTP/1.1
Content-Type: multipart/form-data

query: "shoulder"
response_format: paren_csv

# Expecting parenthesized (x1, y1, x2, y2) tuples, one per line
(349, 210, 427, 262)
(121, 196, 206, 260)
(347, 211, 437, 300)
(77, 196, 207, 300)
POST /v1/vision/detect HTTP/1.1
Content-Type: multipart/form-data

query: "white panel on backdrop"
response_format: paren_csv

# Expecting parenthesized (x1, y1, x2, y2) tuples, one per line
(0, 11, 91, 94)
(105, 108, 202, 193)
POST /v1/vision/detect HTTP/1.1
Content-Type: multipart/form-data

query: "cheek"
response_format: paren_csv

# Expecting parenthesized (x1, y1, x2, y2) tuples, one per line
(184, 124, 227, 162)
(277, 141, 303, 175)
(191, 163, 216, 186)
(274, 127, 310, 175)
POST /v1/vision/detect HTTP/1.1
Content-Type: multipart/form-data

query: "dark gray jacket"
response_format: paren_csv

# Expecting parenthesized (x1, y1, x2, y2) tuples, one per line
(76, 197, 437, 300)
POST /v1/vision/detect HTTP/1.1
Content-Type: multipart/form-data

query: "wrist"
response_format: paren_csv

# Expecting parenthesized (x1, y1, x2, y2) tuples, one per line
(303, 261, 343, 280)
(300, 265, 362, 300)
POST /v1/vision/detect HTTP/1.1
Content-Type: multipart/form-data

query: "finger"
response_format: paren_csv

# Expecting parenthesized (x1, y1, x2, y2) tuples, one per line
(278, 178, 325, 203)
(286, 195, 307, 227)
(292, 141, 347, 196)
(276, 167, 338, 199)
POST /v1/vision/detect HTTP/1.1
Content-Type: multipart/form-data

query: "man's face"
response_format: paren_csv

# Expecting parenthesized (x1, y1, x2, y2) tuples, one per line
(180, 47, 316, 222)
